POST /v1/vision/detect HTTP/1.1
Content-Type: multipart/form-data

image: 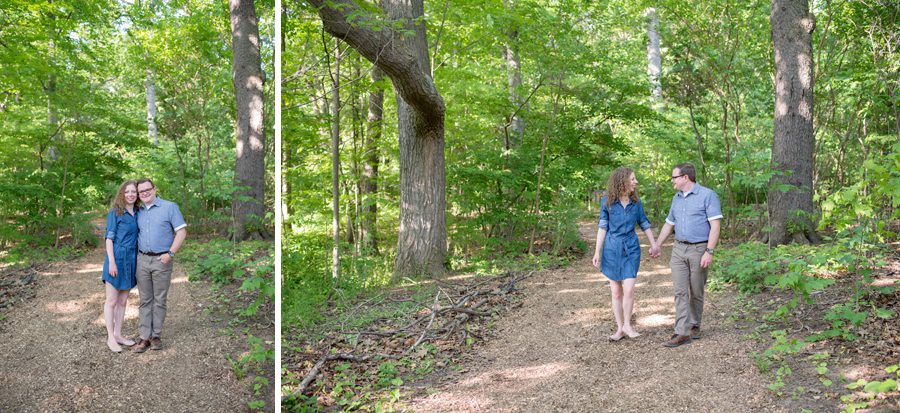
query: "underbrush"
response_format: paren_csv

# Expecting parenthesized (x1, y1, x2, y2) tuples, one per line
(179, 239, 275, 412)
(712, 238, 898, 412)
(281, 228, 567, 411)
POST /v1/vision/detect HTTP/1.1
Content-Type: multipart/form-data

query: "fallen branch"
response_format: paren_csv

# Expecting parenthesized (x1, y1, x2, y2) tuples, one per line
(288, 352, 371, 401)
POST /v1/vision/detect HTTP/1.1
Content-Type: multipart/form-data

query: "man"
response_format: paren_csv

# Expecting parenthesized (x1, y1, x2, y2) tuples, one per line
(132, 178, 187, 353)
(650, 163, 722, 348)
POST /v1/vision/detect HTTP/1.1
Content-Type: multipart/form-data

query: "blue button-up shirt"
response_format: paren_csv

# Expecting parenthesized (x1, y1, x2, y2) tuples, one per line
(664, 183, 723, 243)
(137, 197, 186, 253)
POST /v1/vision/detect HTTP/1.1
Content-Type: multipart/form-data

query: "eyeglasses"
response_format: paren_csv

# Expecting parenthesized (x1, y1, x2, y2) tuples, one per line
(138, 187, 155, 195)
(670, 175, 685, 181)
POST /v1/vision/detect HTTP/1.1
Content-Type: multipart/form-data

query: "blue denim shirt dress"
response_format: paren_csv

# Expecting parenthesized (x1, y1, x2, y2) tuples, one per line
(102, 208, 139, 290)
(598, 196, 652, 281)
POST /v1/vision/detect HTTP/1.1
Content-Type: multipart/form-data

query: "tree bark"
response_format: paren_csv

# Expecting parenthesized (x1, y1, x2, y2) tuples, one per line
(645, 7, 663, 111)
(768, 0, 821, 246)
(331, 38, 342, 279)
(145, 68, 159, 145)
(308, 0, 447, 280)
(503, 0, 525, 148)
(360, 67, 384, 254)
(230, 0, 269, 241)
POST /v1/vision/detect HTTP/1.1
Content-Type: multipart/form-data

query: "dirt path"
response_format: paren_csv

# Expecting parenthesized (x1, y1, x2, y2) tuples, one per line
(0, 248, 250, 412)
(409, 223, 781, 412)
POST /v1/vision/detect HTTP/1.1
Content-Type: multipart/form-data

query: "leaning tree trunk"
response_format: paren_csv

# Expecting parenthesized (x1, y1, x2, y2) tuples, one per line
(360, 67, 384, 254)
(768, 0, 821, 246)
(230, 0, 269, 241)
(385, 0, 447, 280)
(309, 0, 447, 280)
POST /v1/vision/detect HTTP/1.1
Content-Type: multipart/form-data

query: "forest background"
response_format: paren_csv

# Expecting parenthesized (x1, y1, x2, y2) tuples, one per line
(0, 0, 276, 409)
(285, 0, 898, 410)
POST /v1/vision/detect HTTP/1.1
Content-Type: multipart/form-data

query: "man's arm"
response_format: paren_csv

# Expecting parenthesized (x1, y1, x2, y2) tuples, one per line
(700, 219, 720, 268)
(160, 228, 187, 264)
(652, 223, 673, 258)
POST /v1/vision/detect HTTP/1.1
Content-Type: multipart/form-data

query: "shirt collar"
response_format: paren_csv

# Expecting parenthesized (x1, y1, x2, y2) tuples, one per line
(679, 183, 701, 198)
(142, 196, 163, 209)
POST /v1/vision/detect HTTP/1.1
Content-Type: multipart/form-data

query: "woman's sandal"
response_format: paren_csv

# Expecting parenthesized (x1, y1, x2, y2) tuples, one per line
(117, 338, 136, 347)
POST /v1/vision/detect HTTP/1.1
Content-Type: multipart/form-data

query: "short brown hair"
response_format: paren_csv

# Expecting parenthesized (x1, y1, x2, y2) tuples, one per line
(136, 178, 155, 188)
(674, 163, 696, 182)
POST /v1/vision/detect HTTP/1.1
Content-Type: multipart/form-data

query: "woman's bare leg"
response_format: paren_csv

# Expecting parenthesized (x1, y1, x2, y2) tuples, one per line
(622, 278, 640, 337)
(608, 280, 625, 340)
(104, 283, 122, 352)
(113, 290, 134, 346)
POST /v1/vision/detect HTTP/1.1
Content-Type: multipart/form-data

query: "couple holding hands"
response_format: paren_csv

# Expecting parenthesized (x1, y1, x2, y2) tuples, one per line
(592, 163, 722, 347)
(100, 178, 187, 353)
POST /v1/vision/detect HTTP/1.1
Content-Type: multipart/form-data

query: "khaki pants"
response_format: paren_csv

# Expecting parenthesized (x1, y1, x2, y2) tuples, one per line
(136, 253, 173, 339)
(670, 242, 708, 336)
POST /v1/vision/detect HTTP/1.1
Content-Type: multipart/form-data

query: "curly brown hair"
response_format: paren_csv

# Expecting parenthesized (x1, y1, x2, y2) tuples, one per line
(110, 180, 138, 216)
(605, 167, 639, 206)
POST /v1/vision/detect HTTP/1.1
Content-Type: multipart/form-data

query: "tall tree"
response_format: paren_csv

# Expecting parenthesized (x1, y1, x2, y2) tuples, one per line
(145, 68, 159, 145)
(230, 0, 269, 240)
(645, 7, 663, 111)
(330, 38, 342, 279)
(360, 67, 383, 254)
(768, 0, 821, 246)
(308, 0, 447, 279)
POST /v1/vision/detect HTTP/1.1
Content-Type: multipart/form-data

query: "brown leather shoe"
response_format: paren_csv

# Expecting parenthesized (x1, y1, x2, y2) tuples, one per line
(663, 334, 692, 348)
(132, 339, 151, 353)
(690, 326, 701, 340)
(149, 337, 162, 350)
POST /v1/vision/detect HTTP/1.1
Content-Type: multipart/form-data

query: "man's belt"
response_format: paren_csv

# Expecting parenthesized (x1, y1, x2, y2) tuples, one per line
(140, 250, 169, 256)
(675, 240, 707, 245)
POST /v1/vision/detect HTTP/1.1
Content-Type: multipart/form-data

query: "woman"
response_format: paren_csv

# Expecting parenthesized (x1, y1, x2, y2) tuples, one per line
(592, 167, 658, 341)
(101, 180, 139, 352)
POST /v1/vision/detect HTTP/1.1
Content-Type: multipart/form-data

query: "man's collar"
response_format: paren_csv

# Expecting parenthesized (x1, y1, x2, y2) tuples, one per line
(142, 197, 162, 209)
(680, 182, 699, 197)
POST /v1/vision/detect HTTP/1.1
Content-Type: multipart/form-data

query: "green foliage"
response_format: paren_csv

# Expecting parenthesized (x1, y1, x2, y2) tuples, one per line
(0, 0, 275, 255)
(840, 363, 900, 413)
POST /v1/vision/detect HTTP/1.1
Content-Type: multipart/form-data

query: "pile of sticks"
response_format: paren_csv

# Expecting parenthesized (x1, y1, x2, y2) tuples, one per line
(287, 270, 533, 401)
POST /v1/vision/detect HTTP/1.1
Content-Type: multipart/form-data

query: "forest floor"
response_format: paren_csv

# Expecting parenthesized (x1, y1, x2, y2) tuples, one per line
(0, 245, 255, 412)
(404, 223, 900, 412)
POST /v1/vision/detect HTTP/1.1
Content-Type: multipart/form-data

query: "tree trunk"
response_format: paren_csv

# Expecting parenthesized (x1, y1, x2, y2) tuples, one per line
(360, 67, 383, 254)
(645, 7, 663, 111)
(768, 0, 821, 246)
(230, 0, 269, 241)
(331, 38, 342, 279)
(309, 0, 447, 280)
(385, 0, 447, 279)
(146, 68, 159, 145)
(503, 0, 525, 148)
(528, 78, 561, 254)
(46, 74, 60, 163)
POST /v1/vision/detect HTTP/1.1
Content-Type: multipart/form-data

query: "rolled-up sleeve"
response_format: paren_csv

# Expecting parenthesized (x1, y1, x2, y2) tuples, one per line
(706, 191, 724, 221)
(637, 201, 652, 230)
(169, 203, 187, 231)
(598, 198, 609, 230)
(105, 210, 117, 240)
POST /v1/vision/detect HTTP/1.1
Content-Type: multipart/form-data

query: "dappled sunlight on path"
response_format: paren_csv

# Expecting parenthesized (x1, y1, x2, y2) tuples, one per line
(410, 223, 780, 412)
(0, 248, 249, 412)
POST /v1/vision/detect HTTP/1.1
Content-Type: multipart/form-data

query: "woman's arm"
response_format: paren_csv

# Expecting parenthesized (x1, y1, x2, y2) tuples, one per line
(592, 227, 607, 268)
(106, 238, 118, 277)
